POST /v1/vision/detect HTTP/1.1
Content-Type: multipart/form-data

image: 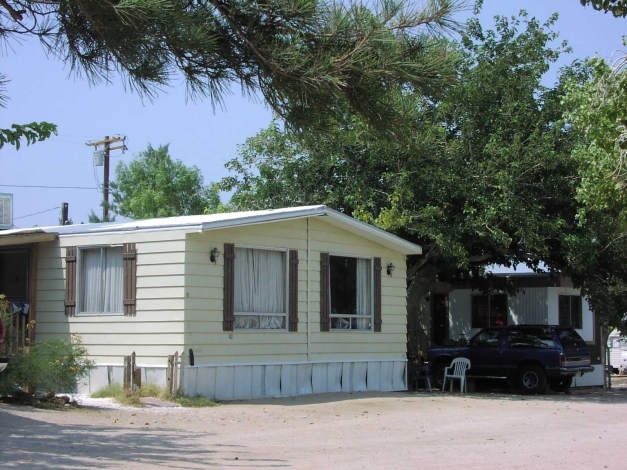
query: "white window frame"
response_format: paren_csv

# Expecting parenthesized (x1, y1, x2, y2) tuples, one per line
(233, 244, 289, 331)
(76, 245, 124, 317)
(329, 253, 374, 332)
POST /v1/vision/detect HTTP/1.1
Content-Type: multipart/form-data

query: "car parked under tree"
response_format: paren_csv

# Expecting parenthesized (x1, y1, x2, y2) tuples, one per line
(427, 325, 594, 394)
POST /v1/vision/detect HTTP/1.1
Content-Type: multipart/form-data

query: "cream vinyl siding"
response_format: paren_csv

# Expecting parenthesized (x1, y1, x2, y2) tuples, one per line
(184, 217, 407, 365)
(35, 230, 187, 365)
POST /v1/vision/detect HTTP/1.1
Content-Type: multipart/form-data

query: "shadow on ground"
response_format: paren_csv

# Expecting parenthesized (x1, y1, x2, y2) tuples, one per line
(405, 384, 627, 405)
(0, 405, 287, 469)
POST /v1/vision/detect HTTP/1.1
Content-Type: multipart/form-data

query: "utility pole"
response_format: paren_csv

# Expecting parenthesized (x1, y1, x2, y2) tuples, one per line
(61, 202, 69, 225)
(86, 135, 126, 221)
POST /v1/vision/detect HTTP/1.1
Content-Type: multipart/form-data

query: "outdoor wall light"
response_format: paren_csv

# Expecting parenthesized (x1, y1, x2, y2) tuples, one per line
(210, 247, 220, 263)
(386, 263, 395, 276)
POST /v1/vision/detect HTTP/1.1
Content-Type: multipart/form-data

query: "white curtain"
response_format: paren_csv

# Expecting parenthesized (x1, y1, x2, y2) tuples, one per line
(80, 247, 123, 314)
(355, 258, 372, 330)
(81, 249, 102, 313)
(103, 247, 123, 313)
(234, 248, 285, 328)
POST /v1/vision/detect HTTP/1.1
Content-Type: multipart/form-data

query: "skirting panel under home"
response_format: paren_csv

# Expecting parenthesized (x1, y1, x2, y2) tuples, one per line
(183, 360, 408, 400)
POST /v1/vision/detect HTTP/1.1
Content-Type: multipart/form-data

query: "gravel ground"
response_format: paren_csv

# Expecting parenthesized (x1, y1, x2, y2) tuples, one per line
(2, 387, 627, 470)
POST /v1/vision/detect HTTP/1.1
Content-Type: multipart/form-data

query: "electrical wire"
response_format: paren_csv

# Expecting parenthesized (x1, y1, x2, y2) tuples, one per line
(0, 184, 98, 190)
(13, 206, 60, 221)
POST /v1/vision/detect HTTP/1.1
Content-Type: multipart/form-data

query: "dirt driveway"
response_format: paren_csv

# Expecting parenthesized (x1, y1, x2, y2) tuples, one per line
(2, 388, 627, 469)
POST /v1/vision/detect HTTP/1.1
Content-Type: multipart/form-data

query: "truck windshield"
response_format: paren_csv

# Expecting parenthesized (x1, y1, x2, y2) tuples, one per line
(557, 328, 587, 348)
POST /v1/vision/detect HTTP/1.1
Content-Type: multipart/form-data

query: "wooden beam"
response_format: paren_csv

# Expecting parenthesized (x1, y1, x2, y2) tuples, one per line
(28, 243, 38, 344)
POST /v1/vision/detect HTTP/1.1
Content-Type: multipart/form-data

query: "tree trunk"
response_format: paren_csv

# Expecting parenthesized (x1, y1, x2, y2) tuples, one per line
(600, 326, 611, 390)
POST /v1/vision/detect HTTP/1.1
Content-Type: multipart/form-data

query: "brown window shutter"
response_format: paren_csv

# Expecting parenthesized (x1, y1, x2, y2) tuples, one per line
(123, 243, 137, 315)
(374, 257, 382, 332)
(223, 243, 235, 331)
(320, 252, 330, 332)
(64, 247, 77, 316)
(288, 250, 299, 332)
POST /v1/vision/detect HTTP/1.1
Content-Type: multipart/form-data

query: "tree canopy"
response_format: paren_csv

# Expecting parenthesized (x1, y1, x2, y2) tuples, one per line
(1, 0, 467, 135)
(110, 144, 222, 219)
(580, 0, 627, 17)
(221, 11, 627, 334)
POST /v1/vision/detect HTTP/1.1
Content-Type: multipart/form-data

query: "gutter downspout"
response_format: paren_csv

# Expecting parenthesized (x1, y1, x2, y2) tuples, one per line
(307, 217, 311, 361)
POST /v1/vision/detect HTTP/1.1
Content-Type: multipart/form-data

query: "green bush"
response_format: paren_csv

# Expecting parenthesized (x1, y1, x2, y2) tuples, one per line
(1, 297, 93, 397)
(0, 336, 93, 397)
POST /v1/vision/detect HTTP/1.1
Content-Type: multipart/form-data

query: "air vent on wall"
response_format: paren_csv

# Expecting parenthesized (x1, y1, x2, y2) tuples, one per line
(0, 193, 13, 230)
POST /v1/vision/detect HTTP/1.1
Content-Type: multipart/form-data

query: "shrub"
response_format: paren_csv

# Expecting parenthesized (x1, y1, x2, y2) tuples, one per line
(0, 295, 93, 399)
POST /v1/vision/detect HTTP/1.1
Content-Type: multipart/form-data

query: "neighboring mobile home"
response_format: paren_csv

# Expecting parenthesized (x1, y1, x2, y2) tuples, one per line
(0, 205, 421, 399)
(415, 274, 604, 387)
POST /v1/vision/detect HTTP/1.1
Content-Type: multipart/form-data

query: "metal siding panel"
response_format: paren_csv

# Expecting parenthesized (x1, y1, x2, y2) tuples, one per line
(352, 362, 368, 392)
(509, 288, 548, 325)
(233, 366, 253, 399)
(264, 365, 281, 397)
(367, 361, 381, 391)
(327, 363, 342, 392)
(380, 362, 394, 390)
(196, 367, 210, 397)
(392, 361, 406, 390)
(312, 363, 328, 394)
(252, 365, 264, 398)
(280, 364, 297, 397)
(186, 367, 198, 397)
(341, 362, 352, 392)
(215, 366, 235, 400)
(296, 363, 313, 395)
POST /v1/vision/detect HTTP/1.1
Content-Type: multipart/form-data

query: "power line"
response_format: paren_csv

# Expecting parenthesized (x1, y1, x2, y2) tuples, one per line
(14, 206, 60, 221)
(0, 184, 98, 190)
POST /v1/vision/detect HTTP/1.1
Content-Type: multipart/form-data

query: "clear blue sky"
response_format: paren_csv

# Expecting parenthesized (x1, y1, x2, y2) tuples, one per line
(1, 0, 625, 228)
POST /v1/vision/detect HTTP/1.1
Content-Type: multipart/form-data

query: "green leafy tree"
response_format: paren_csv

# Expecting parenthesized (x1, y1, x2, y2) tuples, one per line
(87, 206, 116, 224)
(0, 0, 466, 135)
(223, 12, 627, 336)
(580, 0, 627, 17)
(0, 73, 57, 150)
(562, 58, 627, 335)
(110, 144, 221, 219)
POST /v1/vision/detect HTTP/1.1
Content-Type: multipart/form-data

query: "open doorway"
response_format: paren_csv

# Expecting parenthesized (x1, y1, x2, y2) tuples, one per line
(0, 249, 29, 300)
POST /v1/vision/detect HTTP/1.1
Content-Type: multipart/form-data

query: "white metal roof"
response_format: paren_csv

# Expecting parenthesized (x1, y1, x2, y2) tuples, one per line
(0, 205, 422, 255)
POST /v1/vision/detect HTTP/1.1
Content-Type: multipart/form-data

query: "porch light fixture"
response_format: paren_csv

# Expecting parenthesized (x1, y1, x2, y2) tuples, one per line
(386, 263, 395, 276)
(210, 247, 220, 263)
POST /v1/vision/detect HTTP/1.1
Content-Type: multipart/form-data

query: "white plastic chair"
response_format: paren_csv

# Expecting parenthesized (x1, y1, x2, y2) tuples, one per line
(442, 357, 471, 393)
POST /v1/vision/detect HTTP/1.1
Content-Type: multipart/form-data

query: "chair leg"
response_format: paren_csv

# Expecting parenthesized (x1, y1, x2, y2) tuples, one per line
(441, 376, 446, 392)
(450, 378, 453, 392)
(461, 377, 465, 393)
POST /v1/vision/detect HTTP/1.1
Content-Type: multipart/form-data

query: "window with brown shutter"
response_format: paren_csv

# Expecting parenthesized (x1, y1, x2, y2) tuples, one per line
(320, 252, 330, 332)
(223, 243, 235, 331)
(123, 243, 137, 315)
(288, 250, 299, 332)
(64, 247, 76, 316)
(326, 255, 376, 331)
(373, 257, 382, 332)
(74, 246, 129, 315)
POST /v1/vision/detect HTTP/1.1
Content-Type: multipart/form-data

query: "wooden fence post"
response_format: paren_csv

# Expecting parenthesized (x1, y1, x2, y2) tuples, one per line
(178, 350, 186, 397)
(166, 354, 174, 397)
(130, 351, 137, 393)
(172, 351, 179, 398)
(123, 355, 132, 392)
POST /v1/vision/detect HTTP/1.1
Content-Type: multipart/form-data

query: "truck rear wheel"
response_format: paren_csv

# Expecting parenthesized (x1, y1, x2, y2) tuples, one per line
(518, 364, 547, 394)
(549, 376, 573, 393)
(432, 361, 450, 390)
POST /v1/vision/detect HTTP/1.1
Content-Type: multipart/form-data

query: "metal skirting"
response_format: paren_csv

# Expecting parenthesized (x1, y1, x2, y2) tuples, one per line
(184, 360, 408, 400)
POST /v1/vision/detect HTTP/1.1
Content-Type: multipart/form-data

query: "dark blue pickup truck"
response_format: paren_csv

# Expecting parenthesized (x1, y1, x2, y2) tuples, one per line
(426, 325, 594, 393)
